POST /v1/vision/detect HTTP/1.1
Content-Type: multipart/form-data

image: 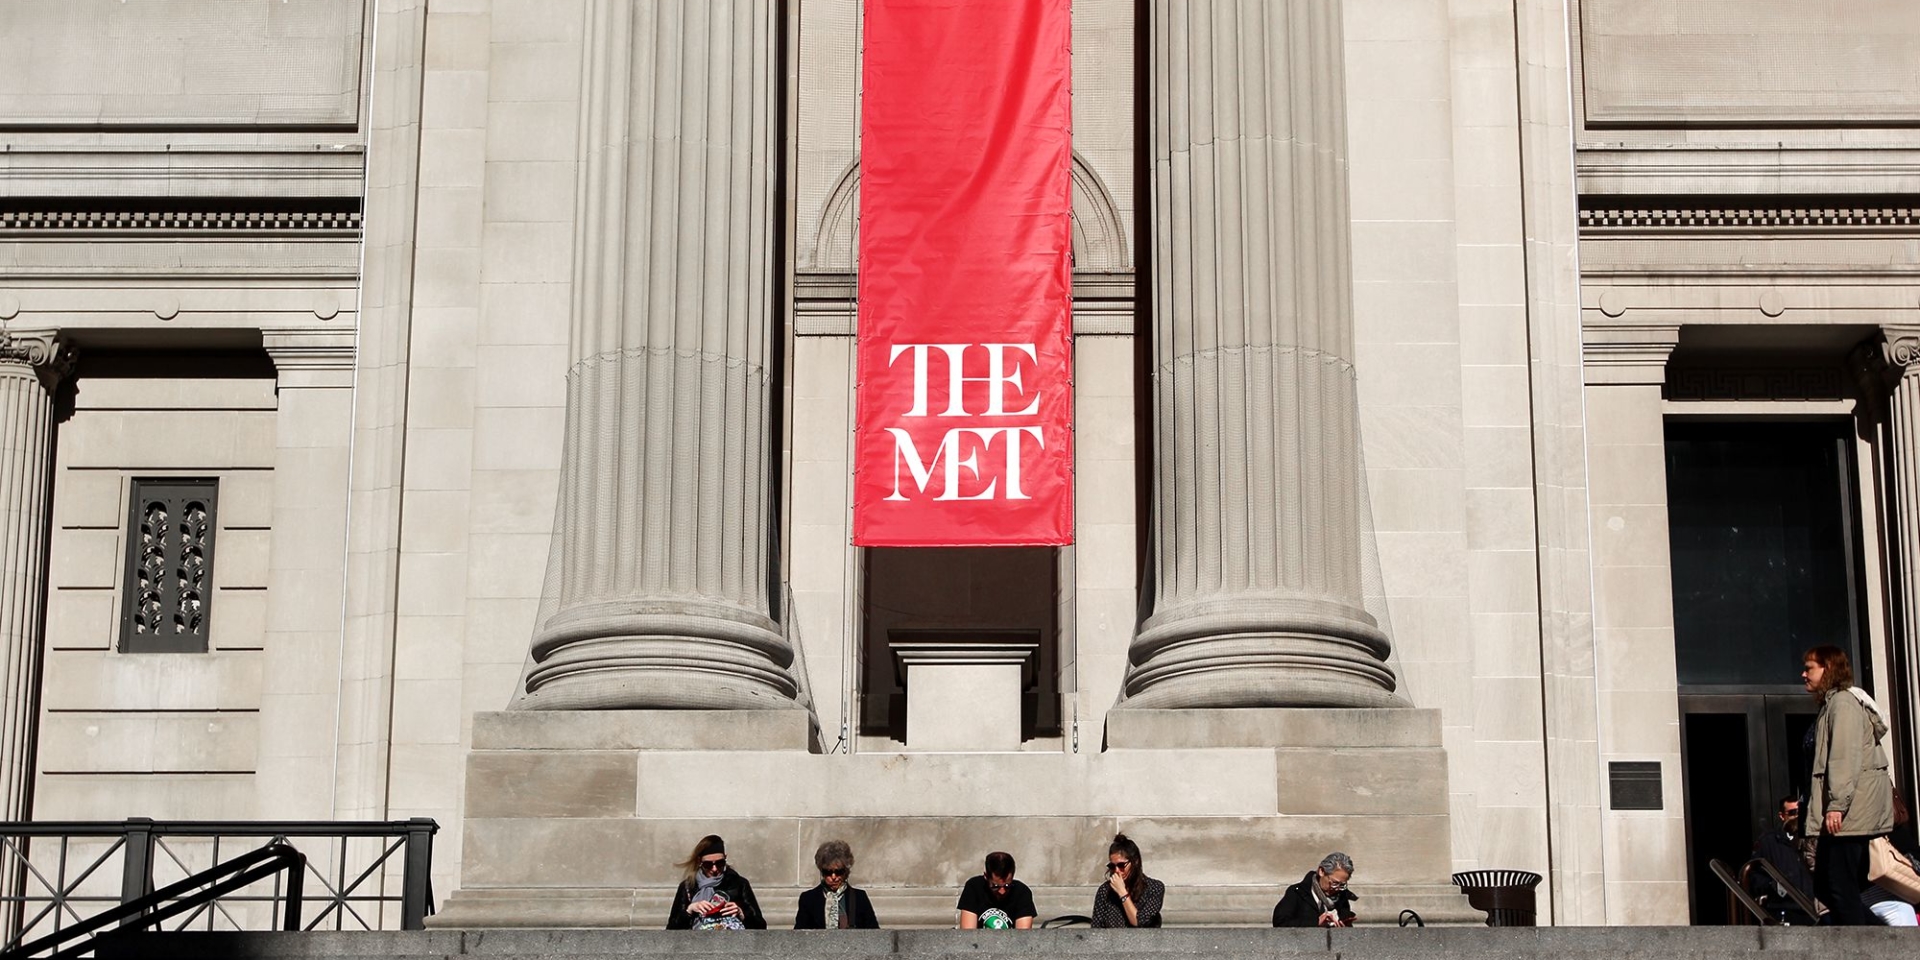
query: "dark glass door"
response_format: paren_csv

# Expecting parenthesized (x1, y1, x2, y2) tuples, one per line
(1678, 695, 1819, 924)
(1666, 419, 1866, 924)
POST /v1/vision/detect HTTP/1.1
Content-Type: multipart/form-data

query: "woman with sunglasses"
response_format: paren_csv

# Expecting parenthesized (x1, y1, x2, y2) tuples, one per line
(1091, 833, 1163, 928)
(795, 839, 880, 929)
(1271, 851, 1356, 927)
(666, 835, 767, 930)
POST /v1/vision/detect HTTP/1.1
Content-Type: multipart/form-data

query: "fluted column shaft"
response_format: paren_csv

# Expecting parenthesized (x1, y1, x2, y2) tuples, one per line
(1124, 0, 1404, 708)
(1877, 332, 1920, 773)
(517, 0, 797, 710)
(0, 331, 69, 816)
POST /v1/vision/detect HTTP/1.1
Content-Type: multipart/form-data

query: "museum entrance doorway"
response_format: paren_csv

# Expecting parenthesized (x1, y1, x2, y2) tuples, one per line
(859, 547, 1062, 748)
(1666, 418, 1869, 923)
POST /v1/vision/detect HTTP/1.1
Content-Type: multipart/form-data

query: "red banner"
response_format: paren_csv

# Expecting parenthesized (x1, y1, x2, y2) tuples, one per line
(852, 0, 1074, 547)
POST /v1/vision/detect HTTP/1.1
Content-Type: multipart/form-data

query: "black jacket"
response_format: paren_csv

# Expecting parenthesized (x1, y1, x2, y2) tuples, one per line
(1272, 871, 1357, 927)
(794, 883, 880, 929)
(666, 869, 767, 930)
(1754, 826, 1815, 903)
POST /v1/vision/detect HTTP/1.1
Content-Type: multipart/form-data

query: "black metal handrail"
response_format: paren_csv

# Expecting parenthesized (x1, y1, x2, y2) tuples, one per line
(4, 842, 304, 960)
(0, 818, 436, 950)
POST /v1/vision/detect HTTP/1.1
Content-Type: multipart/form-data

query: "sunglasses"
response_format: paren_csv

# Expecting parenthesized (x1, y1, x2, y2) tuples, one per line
(988, 881, 1013, 892)
(821, 867, 849, 878)
(1106, 859, 1133, 872)
(701, 858, 728, 873)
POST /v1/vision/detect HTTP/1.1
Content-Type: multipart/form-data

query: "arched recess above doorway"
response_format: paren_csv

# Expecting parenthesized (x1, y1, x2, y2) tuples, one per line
(808, 151, 1131, 272)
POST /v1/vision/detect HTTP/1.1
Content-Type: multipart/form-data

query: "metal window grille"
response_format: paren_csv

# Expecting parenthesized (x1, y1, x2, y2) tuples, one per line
(1609, 760, 1664, 811)
(118, 479, 218, 654)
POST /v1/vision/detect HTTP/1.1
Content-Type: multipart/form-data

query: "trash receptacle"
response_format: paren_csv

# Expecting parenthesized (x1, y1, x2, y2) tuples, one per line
(1450, 870, 1542, 927)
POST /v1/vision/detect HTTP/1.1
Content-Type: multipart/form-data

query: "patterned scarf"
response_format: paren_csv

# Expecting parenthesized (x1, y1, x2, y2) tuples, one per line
(824, 887, 847, 929)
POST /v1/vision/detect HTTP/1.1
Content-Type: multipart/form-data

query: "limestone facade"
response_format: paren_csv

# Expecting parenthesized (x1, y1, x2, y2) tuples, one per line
(1, 0, 1917, 928)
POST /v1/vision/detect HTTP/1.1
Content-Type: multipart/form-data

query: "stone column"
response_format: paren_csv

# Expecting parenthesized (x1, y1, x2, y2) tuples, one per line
(1123, 0, 1403, 709)
(1867, 329, 1920, 782)
(515, 0, 798, 711)
(0, 329, 71, 818)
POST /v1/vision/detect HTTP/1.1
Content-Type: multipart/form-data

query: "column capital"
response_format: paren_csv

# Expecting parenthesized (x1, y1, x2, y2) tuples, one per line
(0, 329, 76, 390)
(1881, 326, 1920, 372)
(262, 328, 356, 388)
(1581, 322, 1680, 387)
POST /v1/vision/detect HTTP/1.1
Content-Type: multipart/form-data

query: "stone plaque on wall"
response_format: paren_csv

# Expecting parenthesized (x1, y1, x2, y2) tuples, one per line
(0, 0, 364, 128)
(1580, 0, 1920, 126)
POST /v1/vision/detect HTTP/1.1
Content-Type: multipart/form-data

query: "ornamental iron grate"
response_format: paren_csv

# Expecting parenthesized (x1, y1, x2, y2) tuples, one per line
(118, 479, 217, 654)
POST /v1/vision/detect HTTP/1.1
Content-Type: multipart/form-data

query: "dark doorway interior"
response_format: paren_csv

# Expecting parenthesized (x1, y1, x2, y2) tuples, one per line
(1666, 418, 1866, 924)
(860, 547, 1060, 743)
(1677, 697, 1819, 923)
(1682, 711, 1752, 925)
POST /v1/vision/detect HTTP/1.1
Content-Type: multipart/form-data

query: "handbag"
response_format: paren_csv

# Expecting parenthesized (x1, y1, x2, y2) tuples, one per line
(1868, 837, 1920, 904)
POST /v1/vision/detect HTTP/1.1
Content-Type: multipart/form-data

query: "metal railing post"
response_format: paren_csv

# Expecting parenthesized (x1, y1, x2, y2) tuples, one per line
(117, 818, 155, 929)
(399, 818, 435, 930)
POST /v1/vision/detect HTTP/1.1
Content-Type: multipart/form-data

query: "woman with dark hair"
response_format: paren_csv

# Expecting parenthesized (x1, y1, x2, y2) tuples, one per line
(1802, 645, 1896, 926)
(666, 834, 767, 930)
(1091, 833, 1164, 928)
(795, 839, 880, 929)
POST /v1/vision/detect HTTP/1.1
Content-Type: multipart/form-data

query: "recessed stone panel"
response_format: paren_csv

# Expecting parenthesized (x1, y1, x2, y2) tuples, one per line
(1274, 746, 1451, 816)
(0, 0, 364, 128)
(464, 750, 637, 819)
(1580, 0, 1920, 126)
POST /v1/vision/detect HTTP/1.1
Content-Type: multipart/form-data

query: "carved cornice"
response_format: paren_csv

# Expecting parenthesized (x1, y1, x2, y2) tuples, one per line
(1578, 195, 1920, 236)
(0, 329, 75, 388)
(0, 199, 361, 236)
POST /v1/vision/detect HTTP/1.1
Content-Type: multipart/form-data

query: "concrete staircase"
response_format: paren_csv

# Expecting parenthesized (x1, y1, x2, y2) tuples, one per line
(92, 926, 1916, 960)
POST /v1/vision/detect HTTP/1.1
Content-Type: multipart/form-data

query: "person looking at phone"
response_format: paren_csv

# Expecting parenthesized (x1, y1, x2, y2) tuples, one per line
(957, 851, 1036, 929)
(666, 835, 767, 930)
(1271, 851, 1357, 927)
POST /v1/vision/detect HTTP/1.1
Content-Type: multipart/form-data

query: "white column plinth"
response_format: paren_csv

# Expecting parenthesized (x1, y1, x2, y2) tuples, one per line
(891, 641, 1037, 752)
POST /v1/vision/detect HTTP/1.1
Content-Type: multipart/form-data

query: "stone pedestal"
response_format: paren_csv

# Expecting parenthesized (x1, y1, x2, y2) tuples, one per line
(436, 708, 1472, 928)
(891, 640, 1037, 752)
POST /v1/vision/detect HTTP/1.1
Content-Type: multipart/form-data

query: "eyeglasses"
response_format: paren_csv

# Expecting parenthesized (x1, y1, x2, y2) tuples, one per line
(1106, 859, 1133, 872)
(988, 880, 1013, 892)
(1324, 880, 1347, 891)
(821, 867, 848, 878)
(701, 858, 728, 873)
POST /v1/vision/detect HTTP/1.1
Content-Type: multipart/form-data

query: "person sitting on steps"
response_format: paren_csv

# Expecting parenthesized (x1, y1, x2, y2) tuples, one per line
(1272, 851, 1357, 928)
(957, 851, 1036, 929)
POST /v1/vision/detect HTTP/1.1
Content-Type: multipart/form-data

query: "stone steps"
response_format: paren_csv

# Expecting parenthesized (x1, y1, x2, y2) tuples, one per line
(91, 927, 1918, 960)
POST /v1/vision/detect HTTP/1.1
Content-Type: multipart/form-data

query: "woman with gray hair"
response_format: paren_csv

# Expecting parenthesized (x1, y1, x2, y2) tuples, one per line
(795, 839, 880, 929)
(1271, 852, 1357, 927)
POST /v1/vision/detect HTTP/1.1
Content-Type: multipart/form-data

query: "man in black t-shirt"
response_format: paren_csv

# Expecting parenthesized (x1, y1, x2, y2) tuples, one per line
(956, 851, 1037, 929)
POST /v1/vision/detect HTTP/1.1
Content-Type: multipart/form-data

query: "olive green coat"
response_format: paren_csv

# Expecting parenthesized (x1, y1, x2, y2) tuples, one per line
(1807, 687, 1895, 838)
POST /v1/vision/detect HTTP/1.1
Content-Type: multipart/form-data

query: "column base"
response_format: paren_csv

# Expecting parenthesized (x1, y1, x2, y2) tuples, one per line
(1122, 597, 1408, 708)
(520, 599, 802, 710)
